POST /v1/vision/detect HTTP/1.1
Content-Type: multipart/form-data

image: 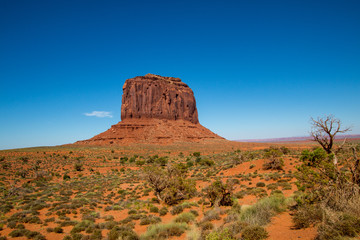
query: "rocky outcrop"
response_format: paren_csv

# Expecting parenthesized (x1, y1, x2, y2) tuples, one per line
(121, 74, 198, 124)
(76, 74, 224, 145)
(76, 118, 223, 145)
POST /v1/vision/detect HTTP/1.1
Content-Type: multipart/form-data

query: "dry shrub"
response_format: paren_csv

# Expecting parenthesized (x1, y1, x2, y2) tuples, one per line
(143, 164, 196, 205)
(315, 186, 360, 239)
(292, 204, 322, 229)
(141, 222, 188, 240)
(293, 182, 360, 239)
(262, 158, 284, 170)
(241, 226, 268, 240)
(262, 147, 284, 170)
(204, 180, 234, 207)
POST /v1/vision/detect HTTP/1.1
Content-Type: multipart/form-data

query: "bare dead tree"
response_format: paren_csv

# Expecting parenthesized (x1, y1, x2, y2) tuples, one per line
(142, 166, 167, 201)
(310, 115, 350, 164)
(142, 164, 196, 204)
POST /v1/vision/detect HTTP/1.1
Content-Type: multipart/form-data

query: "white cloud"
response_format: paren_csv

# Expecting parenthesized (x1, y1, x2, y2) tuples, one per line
(84, 111, 113, 118)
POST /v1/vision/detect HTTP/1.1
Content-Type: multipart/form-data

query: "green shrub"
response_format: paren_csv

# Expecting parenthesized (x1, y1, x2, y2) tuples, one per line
(54, 226, 64, 233)
(71, 233, 84, 240)
(63, 173, 70, 180)
(203, 209, 221, 222)
(193, 152, 201, 157)
(35, 235, 46, 240)
(135, 160, 145, 166)
(25, 230, 42, 239)
(206, 228, 236, 240)
(337, 214, 360, 236)
(108, 226, 139, 240)
(199, 221, 214, 231)
(190, 209, 199, 217)
(16, 170, 27, 178)
(74, 162, 84, 171)
(170, 205, 184, 215)
(199, 158, 215, 166)
(149, 206, 159, 213)
(128, 209, 137, 215)
(16, 223, 25, 229)
(139, 215, 161, 225)
(256, 182, 265, 187)
(270, 190, 282, 196)
(300, 148, 327, 166)
(19, 156, 29, 163)
(9, 229, 28, 237)
(71, 220, 93, 234)
(205, 179, 234, 207)
(155, 157, 168, 166)
(186, 161, 194, 167)
(2, 163, 10, 169)
(234, 191, 246, 199)
(141, 222, 189, 240)
(262, 158, 284, 170)
(266, 183, 278, 190)
(143, 165, 196, 205)
(241, 225, 269, 240)
(226, 221, 248, 236)
(280, 146, 290, 154)
(120, 157, 128, 164)
(262, 147, 284, 170)
(159, 207, 168, 216)
(7, 221, 17, 229)
(174, 212, 196, 223)
(89, 229, 102, 240)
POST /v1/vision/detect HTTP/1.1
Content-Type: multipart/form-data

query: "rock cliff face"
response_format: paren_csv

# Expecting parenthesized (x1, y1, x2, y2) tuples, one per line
(121, 74, 198, 124)
(76, 74, 224, 145)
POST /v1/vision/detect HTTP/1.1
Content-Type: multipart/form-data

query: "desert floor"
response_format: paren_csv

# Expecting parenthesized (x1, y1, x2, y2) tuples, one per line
(0, 140, 337, 240)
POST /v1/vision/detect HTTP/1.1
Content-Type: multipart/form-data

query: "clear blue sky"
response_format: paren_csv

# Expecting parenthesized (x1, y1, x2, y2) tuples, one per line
(1, 0, 359, 149)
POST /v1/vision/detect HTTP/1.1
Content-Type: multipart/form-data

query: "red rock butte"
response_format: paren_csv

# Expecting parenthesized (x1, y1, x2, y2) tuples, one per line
(76, 74, 225, 145)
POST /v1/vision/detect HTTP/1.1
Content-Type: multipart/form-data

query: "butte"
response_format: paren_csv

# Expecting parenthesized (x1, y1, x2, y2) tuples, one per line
(76, 74, 224, 145)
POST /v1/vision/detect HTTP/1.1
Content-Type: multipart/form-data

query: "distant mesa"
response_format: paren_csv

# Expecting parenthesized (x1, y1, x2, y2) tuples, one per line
(76, 74, 224, 145)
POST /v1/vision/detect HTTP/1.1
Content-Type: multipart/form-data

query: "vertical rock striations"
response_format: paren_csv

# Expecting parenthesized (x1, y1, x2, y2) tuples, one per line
(76, 74, 224, 145)
(121, 74, 198, 123)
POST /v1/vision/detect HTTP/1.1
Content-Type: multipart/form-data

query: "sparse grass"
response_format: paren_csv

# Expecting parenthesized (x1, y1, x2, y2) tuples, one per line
(239, 194, 286, 226)
(186, 225, 201, 240)
(205, 228, 236, 240)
